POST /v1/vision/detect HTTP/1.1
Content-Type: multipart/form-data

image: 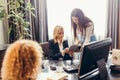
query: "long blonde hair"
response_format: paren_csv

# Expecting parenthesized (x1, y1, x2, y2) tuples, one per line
(1, 39, 43, 80)
(53, 25, 64, 43)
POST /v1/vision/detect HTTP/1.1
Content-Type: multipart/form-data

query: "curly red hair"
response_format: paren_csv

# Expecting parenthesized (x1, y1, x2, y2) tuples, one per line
(1, 39, 43, 80)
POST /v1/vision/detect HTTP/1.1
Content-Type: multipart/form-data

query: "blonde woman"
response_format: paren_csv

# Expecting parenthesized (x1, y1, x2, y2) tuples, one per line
(1, 39, 43, 80)
(48, 25, 73, 60)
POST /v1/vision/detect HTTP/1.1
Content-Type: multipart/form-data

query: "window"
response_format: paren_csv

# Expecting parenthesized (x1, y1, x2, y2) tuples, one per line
(47, 0, 107, 45)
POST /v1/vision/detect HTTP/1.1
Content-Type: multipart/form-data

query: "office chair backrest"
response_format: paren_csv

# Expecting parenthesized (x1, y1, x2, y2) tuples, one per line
(0, 49, 6, 68)
(0, 44, 9, 75)
(40, 42, 49, 59)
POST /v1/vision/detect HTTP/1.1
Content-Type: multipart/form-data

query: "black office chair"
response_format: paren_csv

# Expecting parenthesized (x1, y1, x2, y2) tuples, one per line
(40, 42, 49, 59)
(0, 44, 9, 78)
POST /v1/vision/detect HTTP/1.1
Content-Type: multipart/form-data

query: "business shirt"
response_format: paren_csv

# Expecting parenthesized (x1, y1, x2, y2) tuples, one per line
(75, 22, 96, 46)
(48, 39, 72, 60)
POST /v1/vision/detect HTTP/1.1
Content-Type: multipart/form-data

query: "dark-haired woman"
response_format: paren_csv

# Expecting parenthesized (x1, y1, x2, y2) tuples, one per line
(71, 8, 96, 47)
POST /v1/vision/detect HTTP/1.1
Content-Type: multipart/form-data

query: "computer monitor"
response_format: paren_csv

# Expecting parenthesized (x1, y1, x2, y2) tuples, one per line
(78, 38, 112, 79)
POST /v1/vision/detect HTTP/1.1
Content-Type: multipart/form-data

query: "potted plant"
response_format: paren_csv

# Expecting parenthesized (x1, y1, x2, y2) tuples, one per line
(0, 0, 35, 43)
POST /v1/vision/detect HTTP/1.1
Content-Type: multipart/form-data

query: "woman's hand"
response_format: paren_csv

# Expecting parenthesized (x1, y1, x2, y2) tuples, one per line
(62, 48, 69, 56)
(64, 48, 69, 53)
(69, 51, 74, 56)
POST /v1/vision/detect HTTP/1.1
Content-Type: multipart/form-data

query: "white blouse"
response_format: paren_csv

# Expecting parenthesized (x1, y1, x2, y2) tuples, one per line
(74, 22, 94, 46)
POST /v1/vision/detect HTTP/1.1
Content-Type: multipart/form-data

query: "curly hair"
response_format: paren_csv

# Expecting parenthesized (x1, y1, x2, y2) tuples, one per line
(1, 39, 43, 80)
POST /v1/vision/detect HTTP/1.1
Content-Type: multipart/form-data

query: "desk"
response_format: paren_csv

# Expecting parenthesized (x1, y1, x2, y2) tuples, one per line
(37, 60, 120, 80)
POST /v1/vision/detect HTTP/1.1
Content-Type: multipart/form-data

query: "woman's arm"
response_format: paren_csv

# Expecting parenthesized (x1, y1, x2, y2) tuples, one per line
(83, 22, 93, 46)
(63, 40, 73, 60)
(48, 40, 62, 60)
(78, 22, 94, 52)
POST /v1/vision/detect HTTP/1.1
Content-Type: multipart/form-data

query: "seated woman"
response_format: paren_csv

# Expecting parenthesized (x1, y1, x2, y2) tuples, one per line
(48, 25, 73, 60)
(1, 39, 43, 80)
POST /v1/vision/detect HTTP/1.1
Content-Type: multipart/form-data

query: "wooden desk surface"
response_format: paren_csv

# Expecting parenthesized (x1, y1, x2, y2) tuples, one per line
(37, 60, 120, 80)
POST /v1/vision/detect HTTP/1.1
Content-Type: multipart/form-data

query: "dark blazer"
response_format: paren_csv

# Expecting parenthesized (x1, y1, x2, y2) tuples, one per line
(48, 39, 72, 60)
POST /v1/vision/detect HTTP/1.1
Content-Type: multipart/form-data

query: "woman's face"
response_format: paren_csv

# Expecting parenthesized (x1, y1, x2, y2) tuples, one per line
(72, 17, 79, 25)
(57, 29, 64, 40)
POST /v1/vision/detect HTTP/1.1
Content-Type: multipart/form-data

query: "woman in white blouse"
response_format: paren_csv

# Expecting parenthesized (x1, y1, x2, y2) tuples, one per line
(71, 8, 97, 47)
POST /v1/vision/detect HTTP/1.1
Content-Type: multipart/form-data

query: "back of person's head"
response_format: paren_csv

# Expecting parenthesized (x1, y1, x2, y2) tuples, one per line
(1, 39, 43, 80)
(53, 25, 64, 42)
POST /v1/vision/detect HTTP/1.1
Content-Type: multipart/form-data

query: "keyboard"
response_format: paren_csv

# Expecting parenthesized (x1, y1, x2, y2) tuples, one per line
(110, 65, 120, 72)
(63, 65, 79, 73)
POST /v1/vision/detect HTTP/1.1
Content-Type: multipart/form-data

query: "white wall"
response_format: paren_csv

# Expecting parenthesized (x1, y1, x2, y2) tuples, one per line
(0, 0, 9, 44)
(0, 21, 5, 44)
(47, 0, 107, 45)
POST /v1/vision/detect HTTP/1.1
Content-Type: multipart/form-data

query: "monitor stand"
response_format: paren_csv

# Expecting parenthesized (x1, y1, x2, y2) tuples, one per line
(79, 59, 110, 80)
(97, 59, 110, 80)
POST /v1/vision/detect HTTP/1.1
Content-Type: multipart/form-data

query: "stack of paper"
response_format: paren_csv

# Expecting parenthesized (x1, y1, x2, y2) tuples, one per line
(37, 72, 68, 80)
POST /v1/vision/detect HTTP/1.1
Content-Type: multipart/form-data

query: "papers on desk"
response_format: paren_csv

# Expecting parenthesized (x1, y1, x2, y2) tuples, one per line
(37, 72, 68, 80)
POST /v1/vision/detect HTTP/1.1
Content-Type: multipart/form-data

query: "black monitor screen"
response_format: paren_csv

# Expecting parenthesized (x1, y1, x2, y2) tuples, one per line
(78, 38, 112, 78)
